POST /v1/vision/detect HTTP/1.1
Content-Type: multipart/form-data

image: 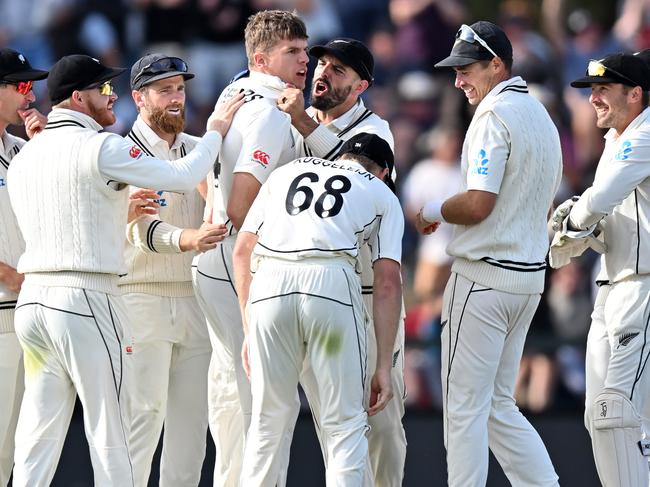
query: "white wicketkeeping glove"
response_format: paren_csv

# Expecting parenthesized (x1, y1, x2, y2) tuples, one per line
(549, 219, 606, 269)
(550, 196, 580, 232)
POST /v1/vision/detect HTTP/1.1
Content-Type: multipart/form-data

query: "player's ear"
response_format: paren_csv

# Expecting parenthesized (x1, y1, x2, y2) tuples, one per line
(132, 89, 145, 109)
(356, 79, 369, 95)
(253, 51, 266, 69)
(71, 90, 84, 106)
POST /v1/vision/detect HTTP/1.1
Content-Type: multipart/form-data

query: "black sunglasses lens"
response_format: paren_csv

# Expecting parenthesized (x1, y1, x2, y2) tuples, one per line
(149, 58, 187, 74)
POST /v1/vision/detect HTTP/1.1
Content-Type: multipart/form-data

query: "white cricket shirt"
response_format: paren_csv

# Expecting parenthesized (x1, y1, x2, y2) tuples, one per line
(241, 157, 403, 266)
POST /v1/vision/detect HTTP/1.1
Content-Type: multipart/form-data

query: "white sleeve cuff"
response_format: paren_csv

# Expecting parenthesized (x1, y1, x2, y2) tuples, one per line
(422, 200, 445, 223)
(126, 217, 183, 254)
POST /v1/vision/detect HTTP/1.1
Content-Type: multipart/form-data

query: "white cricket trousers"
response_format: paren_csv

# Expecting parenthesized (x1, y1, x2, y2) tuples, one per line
(441, 273, 558, 487)
(242, 259, 370, 487)
(122, 292, 211, 487)
(584, 278, 650, 487)
(364, 295, 406, 487)
(302, 294, 407, 487)
(0, 319, 23, 487)
(12, 282, 134, 487)
(192, 237, 294, 487)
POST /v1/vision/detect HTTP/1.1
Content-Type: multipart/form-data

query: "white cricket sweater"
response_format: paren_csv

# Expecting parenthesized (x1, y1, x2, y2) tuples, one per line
(119, 117, 204, 297)
(447, 77, 562, 294)
(0, 131, 25, 333)
(8, 109, 222, 295)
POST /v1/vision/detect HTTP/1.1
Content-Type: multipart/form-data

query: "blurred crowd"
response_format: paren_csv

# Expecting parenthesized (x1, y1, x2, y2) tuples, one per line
(3, 0, 650, 413)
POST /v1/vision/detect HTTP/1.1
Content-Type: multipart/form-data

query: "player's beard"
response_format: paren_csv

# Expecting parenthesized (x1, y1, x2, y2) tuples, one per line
(149, 104, 185, 135)
(310, 79, 352, 111)
(88, 100, 116, 127)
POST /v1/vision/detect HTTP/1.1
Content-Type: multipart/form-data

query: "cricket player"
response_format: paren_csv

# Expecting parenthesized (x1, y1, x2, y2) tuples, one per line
(119, 53, 229, 487)
(7, 54, 242, 487)
(415, 21, 561, 486)
(191, 10, 308, 486)
(553, 53, 650, 487)
(277, 38, 405, 486)
(0, 48, 47, 487)
(233, 133, 404, 486)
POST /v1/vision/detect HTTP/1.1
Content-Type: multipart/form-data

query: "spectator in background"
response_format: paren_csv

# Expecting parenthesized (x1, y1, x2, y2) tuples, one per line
(389, 0, 464, 73)
(403, 124, 462, 303)
(187, 0, 252, 133)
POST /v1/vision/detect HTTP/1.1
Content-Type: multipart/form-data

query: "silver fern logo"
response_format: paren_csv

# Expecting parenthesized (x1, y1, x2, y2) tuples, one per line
(618, 332, 639, 348)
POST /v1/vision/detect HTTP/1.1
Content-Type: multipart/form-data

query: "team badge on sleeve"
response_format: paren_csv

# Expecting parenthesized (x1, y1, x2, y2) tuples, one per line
(470, 149, 489, 176)
(615, 140, 632, 161)
(251, 149, 270, 167)
(129, 145, 143, 159)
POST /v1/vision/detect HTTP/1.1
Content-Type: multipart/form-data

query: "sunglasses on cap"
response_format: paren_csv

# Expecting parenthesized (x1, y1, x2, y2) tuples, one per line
(456, 24, 498, 59)
(132, 57, 188, 85)
(1, 80, 33, 95)
(587, 60, 639, 87)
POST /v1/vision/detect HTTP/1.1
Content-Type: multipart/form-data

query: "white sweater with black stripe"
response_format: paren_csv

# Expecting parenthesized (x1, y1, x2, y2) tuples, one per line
(447, 77, 562, 294)
(119, 117, 204, 297)
(0, 131, 25, 333)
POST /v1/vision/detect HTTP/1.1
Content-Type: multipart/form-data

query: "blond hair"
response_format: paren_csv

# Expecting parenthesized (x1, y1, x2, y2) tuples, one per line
(244, 10, 308, 68)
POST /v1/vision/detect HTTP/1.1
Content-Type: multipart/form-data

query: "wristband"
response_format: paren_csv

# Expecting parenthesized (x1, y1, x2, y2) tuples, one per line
(422, 200, 445, 223)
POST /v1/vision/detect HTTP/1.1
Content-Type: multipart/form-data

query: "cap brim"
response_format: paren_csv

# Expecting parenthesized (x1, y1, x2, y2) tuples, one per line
(434, 55, 488, 68)
(92, 66, 128, 86)
(133, 71, 195, 89)
(570, 75, 620, 88)
(4, 68, 49, 82)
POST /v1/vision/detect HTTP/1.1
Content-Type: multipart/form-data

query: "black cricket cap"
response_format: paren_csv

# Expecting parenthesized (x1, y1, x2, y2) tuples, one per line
(571, 53, 650, 91)
(635, 48, 650, 68)
(338, 133, 396, 191)
(309, 38, 374, 84)
(435, 21, 513, 68)
(48, 55, 126, 105)
(130, 53, 194, 90)
(0, 48, 48, 83)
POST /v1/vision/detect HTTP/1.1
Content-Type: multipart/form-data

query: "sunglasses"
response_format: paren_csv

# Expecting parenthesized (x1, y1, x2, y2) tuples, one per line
(587, 60, 638, 87)
(456, 24, 498, 59)
(83, 80, 115, 96)
(132, 57, 188, 85)
(1, 80, 33, 95)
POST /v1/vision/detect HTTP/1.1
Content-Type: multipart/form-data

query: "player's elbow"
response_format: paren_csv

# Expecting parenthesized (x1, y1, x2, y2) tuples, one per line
(373, 259, 402, 301)
(226, 206, 245, 231)
(465, 190, 497, 224)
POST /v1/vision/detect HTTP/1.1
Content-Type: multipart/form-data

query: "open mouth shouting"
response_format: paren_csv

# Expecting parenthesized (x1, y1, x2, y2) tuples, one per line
(313, 78, 331, 97)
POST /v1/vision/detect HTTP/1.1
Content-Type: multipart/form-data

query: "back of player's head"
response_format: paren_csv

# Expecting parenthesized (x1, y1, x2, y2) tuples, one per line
(337, 133, 396, 191)
(244, 10, 308, 68)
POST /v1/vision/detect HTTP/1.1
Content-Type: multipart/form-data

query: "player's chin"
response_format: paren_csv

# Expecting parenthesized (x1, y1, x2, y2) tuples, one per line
(293, 77, 306, 90)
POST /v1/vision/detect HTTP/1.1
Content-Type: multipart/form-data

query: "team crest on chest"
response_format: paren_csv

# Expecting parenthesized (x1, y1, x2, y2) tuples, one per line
(129, 145, 142, 159)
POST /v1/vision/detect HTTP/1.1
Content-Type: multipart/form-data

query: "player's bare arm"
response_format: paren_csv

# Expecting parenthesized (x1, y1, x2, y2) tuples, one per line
(368, 257, 402, 416)
(233, 230, 258, 377)
(277, 86, 319, 137)
(417, 189, 497, 235)
(206, 91, 245, 136)
(227, 173, 262, 230)
(0, 261, 23, 294)
(179, 221, 228, 252)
